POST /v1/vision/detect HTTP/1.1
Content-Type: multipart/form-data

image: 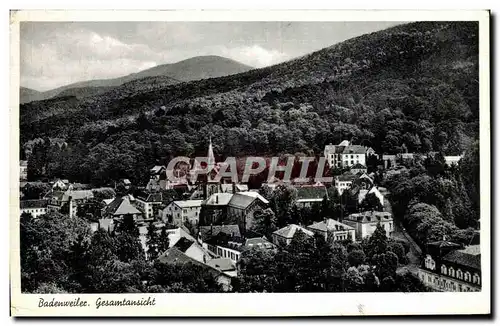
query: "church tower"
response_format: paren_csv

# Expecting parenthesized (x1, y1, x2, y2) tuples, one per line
(203, 137, 221, 199)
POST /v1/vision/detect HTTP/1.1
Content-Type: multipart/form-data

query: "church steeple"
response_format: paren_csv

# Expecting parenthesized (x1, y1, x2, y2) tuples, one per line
(207, 136, 215, 172)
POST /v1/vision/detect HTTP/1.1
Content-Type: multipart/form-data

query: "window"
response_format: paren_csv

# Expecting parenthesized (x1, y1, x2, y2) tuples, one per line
(441, 265, 447, 274)
(464, 272, 471, 282)
(473, 273, 480, 285)
(449, 267, 455, 277)
(457, 269, 463, 280)
(350, 155, 353, 159)
(231, 253, 235, 260)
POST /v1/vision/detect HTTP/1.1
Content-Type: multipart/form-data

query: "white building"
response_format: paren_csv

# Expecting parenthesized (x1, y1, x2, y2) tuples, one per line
(324, 140, 374, 169)
(162, 200, 203, 227)
(343, 211, 394, 240)
(334, 173, 357, 195)
(20, 199, 48, 218)
(307, 219, 356, 242)
(358, 186, 385, 208)
(272, 224, 315, 246)
(134, 191, 164, 221)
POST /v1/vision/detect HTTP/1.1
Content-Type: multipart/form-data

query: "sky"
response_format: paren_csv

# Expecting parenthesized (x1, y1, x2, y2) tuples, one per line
(20, 21, 402, 91)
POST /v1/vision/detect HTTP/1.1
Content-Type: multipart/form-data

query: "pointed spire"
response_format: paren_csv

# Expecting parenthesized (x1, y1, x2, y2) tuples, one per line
(207, 136, 215, 171)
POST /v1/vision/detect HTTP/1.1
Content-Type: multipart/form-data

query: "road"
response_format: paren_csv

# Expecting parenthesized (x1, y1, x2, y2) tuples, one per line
(379, 187, 421, 274)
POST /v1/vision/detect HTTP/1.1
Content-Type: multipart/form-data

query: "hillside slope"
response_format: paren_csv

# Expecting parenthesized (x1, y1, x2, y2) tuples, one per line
(20, 55, 252, 103)
(20, 87, 42, 104)
(20, 21, 479, 185)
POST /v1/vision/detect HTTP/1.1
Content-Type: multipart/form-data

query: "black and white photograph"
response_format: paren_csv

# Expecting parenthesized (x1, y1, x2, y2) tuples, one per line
(10, 9, 490, 316)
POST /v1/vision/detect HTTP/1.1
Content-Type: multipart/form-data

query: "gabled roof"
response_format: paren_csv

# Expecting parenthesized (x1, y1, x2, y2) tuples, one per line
(135, 190, 164, 203)
(172, 200, 203, 208)
(273, 224, 314, 239)
(157, 247, 226, 279)
(236, 191, 269, 204)
(43, 190, 66, 201)
(105, 196, 141, 216)
(307, 219, 354, 232)
(199, 224, 241, 241)
(150, 165, 166, 174)
(20, 199, 48, 209)
(342, 145, 367, 155)
(228, 192, 268, 209)
(443, 250, 481, 270)
(62, 190, 94, 201)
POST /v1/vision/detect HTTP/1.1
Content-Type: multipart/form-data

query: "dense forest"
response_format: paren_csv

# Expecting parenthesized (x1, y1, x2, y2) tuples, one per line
(20, 21, 479, 188)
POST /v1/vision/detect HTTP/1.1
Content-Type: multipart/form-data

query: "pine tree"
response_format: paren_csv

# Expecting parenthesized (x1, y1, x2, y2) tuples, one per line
(146, 222, 160, 261)
(118, 214, 139, 237)
(158, 225, 171, 255)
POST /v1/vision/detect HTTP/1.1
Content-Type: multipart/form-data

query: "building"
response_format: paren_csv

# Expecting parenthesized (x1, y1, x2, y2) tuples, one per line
(334, 172, 357, 195)
(103, 196, 143, 221)
(307, 219, 356, 242)
(162, 200, 203, 227)
(417, 241, 481, 292)
(52, 179, 70, 190)
(350, 163, 368, 175)
(381, 155, 397, 169)
(197, 224, 241, 249)
(146, 165, 166, 191)
(204, 231, 275, 264)
(62, 189, 94, 217)
(206, 258, 237, 278)
(444, 155, 463, 166)
(20, 160, 28, 181)
(343, 211, 394, 240)
(134, 191, 164, 221)
(157, 247, 233, 291)
(324, 140, 375, 169)
(172, 237, 211, 263)
(272, 224, 314, 246)
(295, 185, 328, 208)
(20, 199, 48, 218)
(200, 192, 268, 234)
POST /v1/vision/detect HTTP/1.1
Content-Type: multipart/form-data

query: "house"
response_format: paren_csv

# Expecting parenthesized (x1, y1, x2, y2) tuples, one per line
(138, 223, 197, 256)
(119, 179, 132, 190)
(444, 155, 463, 166)
(172, 237, 211, 263)
(334, 172, 357, 195)
(103, 196, 143, 221)
(52, 179, 70, 190)
(272, 224, 314, 246)
(417, 241, 481, 292)
(206, 258, 237, 278)
(197, 224, 241, 249)
(62, 190, 94, 217)
(204, 231, 275, 264)
(20, 199, 48, 218)
(20, 160, 28, 181)
(324, 140, 374, 169)
(227, 192, 269, 232)
(162, 200, 203, 227)
(307, 219, 356, 242)
(220, 183, 249, 194)
(200, 192, 268, 233)
(343, 211, 394, 240)
(381, 155, 397, 169)
(43, 190, 66, 212)
(350, 163, 368, 175)
(157, 247, 233, 291)
(146, 165, 166, 191)
(134, 190, 165, 221)
(295, 185, 328, 208)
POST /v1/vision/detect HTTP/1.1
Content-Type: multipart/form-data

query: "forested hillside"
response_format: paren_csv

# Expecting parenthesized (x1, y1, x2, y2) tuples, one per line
(21, 21, 479, 187)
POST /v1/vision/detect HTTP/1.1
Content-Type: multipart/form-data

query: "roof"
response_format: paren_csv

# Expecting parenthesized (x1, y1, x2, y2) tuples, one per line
(199, 224, 241, 241)
(460, 245, 481, 255)
(382, 155, 397, 159)
(244, 237, 275, 250)
(43, 190, 66, 201)
(150, 165, 166, 173)
(105, 196, 141, 216)
(346, 211, 392, 223)
(307, 219, 354, 232)
(296, 186, 327, 200)
(172, 200, 203, 208)
(273, 224, 314, 239)
(336, 173, 357, 182)
(351, 163, 367, 169)
(135, 190, 163, 203)
(103, 198, 115, 205)
(206, 258, 236, 271)
(20, 199, 48, 209)
(443, 250, 481, 270)
(204, 193, 233, 206)
(157, 247, 224, 278)
(339, 140, 350, 146)
(236, 191, 269, 204)
(62, 190, 94, 201)
(121, 179, 131, 184)
(342, 145, 367, 155)
(173, 237, 195, 253)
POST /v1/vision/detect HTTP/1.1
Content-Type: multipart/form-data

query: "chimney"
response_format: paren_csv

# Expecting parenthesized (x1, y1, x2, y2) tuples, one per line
(232, 182, 236, 194)
(216, 194, 219, 204)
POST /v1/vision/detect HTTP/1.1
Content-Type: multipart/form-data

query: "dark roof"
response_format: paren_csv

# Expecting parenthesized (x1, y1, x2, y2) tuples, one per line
(173, 237, 195, 253)
(427, 240, 461, 249)
(296, 186, 327, 200)
(199, 225, 241, 241)
(443, 250, 481, 270)
(135, 190, 163, 203)
(71, 183, 91, 190)
(20, 199, 48, 209)
(228, 193, 256, 209)
(342, 145, 367, 155)
(206, 258, 236, 272)
(157, 247, 223, 278)
(104, 196, 141, 216)
(351, 163, 367, 169)
(336, 173, 357, 182)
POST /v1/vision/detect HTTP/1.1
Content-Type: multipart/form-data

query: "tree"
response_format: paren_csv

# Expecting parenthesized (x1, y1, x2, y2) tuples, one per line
(360, 192, 383, 211)
(146, 222, 160, 261)
(373, 251, 399, 280)
(22, 182, 50, 200)
(158, 226, 171, 255)
(114, 232, 145, 263)
(388, 241, 407, 265)
(252, 208, 277, 239)
(118, 214, 139, 237)
(348, 249, 366, 267)
(270, 184, 298, 227)
(344, 267, 365, 292)
(365, 223, 388, 259)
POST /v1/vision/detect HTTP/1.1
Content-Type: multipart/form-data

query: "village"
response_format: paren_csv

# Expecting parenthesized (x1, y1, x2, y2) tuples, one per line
(19, 138, 480, 293)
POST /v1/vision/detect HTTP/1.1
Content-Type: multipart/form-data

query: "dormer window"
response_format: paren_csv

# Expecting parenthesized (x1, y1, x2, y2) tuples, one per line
(473, 273, 480, 285)
(425, 255, 436, 270)
(441, 264, 447, 274)
(464, 271, 471, 282)
(449, 267, 455, 277)
(457, 269, 463, 280)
